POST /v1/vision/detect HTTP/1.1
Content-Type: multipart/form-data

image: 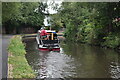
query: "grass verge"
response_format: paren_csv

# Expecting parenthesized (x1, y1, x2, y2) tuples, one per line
(8, 35, 36, 78)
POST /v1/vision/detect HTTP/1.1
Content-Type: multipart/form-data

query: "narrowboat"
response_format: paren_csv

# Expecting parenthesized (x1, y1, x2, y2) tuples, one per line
(36, 29, 60, 51)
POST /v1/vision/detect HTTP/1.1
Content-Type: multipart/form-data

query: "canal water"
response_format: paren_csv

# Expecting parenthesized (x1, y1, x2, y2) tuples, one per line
(24, 38, 120, 79)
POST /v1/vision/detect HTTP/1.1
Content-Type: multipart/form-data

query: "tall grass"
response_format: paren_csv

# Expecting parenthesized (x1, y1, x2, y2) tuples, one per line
(8, 35, 36, 78)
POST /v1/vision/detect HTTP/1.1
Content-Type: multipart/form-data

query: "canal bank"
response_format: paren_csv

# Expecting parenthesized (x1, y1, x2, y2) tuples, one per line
(8, 35, 36, 78)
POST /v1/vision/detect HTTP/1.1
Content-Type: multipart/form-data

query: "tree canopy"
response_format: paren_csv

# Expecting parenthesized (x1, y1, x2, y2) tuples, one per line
(50, 2, 120, 49)
(2, 2, 47, 33)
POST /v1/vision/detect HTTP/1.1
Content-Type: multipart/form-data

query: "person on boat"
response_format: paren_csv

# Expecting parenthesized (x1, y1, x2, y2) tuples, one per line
(40, 27, 48, 40)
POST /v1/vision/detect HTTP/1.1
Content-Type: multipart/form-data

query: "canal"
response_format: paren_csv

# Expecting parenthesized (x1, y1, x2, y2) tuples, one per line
(23, 38, 120, 79)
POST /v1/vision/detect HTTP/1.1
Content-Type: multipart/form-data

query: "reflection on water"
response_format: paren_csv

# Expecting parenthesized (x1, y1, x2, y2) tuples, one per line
(24, 38, 120, 79)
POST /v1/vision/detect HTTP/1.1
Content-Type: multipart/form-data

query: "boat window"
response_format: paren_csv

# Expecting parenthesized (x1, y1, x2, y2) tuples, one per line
(42, 40, 59, 44)
(54, 33, 57, 40)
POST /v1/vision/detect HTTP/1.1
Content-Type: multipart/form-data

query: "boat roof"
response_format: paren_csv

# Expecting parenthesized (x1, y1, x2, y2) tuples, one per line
(38, 30, 56, 33)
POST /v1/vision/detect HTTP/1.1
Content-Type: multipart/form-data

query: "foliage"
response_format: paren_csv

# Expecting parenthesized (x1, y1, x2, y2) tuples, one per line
(103, 33, 120, 48)
(50, 2, 120, 48)
(8, 35, 36, 78)
(2, 2, 22, 23)
(2, 2, 46, 34)
(50, 14, 63, 31)
(19, 2, 45, 26)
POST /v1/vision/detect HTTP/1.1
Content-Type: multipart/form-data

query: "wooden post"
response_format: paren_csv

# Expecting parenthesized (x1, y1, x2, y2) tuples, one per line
(52, 33, 53, 40)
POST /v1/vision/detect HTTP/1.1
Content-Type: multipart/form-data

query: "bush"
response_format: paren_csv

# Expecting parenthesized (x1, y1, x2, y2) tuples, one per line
(102, 33, 120, 48)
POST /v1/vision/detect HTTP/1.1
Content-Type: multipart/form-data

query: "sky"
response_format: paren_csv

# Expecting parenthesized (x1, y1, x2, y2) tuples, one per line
(43, 0, 63, 14)
(43, 0, 63, 26)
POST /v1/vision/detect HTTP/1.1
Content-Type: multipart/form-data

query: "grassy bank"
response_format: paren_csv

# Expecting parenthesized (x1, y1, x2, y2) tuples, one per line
(8, 35, 36, 78)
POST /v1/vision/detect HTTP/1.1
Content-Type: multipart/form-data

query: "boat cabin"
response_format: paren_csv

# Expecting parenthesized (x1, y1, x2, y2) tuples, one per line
(36, 30, 60, 51)
(37, 30, 58, 41)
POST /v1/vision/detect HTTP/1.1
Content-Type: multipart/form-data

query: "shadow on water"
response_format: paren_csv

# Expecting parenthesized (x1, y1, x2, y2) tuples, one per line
(23, 38, 120, 79)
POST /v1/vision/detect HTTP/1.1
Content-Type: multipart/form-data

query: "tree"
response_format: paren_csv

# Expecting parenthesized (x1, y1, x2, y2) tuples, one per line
(2, 2, 21, 24)
(2, 2, 47, 34)
(50, 2, 120, 48)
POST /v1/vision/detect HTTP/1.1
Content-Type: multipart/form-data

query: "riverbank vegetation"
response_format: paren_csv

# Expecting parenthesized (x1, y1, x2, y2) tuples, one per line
(50, 2, 120, 50)
(2, 2, 47, 34)
(8, 35, 36, 78)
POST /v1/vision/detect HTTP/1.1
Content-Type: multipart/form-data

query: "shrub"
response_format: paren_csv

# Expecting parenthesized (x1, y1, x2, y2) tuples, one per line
(102, 33, 120, 48)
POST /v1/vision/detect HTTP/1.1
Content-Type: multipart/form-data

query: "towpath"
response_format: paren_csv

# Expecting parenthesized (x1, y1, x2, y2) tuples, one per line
(2, 35, 12, 79)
